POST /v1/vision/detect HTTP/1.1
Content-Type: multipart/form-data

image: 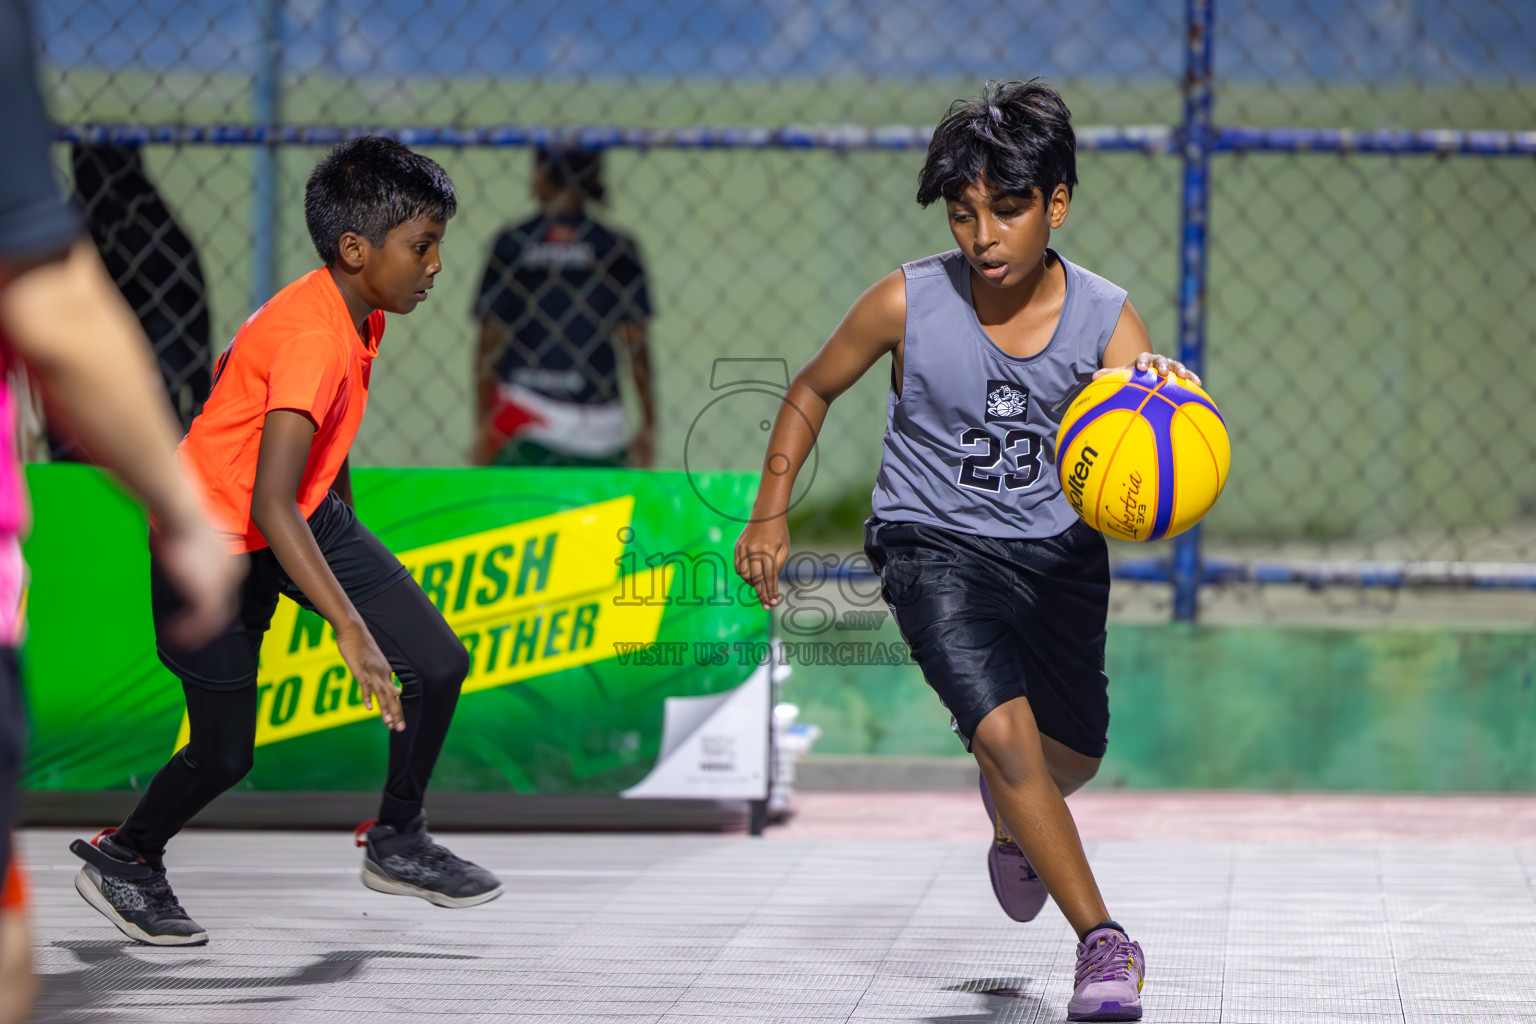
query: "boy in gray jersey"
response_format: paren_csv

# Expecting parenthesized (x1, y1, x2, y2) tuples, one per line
(735, 80, 1200, 1023)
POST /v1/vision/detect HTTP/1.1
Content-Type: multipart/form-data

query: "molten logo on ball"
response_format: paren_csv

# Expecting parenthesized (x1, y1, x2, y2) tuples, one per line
(1064, 446, 1098, 515)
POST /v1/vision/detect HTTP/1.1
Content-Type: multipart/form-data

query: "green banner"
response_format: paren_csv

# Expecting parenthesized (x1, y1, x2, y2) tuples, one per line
(22, 465, 769, 795)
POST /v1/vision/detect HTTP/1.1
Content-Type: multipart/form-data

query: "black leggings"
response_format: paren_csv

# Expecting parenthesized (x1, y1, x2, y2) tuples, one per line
(117, 577, 466, 862)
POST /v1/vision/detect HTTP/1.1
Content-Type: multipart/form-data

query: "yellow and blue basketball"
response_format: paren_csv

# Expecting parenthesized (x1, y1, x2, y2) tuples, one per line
(1056, 366, 1230, 542)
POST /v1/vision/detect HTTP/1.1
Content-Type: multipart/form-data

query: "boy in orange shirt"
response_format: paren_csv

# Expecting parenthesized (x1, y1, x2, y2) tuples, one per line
(71, 137, 502, 946)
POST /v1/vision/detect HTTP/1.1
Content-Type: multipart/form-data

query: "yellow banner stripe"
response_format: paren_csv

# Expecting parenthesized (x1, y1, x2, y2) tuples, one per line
(175, 497, 669, 751)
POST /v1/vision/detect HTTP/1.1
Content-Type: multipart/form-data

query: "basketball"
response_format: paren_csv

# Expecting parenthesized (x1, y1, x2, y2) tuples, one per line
(1056, 366, 1230, 542)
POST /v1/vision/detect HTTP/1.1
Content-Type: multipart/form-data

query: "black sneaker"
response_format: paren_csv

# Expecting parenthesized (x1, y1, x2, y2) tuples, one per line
(355, 815, 503, 908)
(70, 829, 208, 946)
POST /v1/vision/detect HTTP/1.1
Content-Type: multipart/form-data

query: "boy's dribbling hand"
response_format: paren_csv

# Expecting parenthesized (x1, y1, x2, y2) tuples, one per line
(735, 521, 789, 609)
(336, 623, 404, 731)
(1094, 351, 1202, 386)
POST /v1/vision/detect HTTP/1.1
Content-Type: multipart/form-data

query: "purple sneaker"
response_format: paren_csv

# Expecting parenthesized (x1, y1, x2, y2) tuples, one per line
(1068, 927, 1145, 1022)
(979, 774, 1048, 922)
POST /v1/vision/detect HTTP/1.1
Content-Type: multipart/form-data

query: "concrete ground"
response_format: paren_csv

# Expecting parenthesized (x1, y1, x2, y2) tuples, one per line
(20, 791, 1536, 1024)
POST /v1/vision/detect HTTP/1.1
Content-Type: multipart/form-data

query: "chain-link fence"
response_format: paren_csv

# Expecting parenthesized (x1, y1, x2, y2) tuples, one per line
(1196, 0, 1536, 625)
(27, 0, 1536, 623)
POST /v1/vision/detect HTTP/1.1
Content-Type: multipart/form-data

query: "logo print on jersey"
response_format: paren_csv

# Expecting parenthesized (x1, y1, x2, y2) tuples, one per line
(985, 380, 1029, 422)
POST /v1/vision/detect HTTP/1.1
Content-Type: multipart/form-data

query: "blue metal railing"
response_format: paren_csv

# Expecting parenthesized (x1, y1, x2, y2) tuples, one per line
(249, 0, 282, 312)
(50, 122, 1536, 156)
(1171, 0, 1215, 622)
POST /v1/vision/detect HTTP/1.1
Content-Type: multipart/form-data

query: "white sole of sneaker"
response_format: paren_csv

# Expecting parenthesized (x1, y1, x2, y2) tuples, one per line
(73, 868, 209, 946)
(360, 864, 504, 908)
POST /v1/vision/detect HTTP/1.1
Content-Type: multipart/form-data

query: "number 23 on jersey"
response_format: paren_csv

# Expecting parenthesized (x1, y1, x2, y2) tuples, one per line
(957, 427, 1045, 493)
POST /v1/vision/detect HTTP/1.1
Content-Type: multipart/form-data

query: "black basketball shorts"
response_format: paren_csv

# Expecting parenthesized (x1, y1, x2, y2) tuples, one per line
(864, 515, 1112, 758)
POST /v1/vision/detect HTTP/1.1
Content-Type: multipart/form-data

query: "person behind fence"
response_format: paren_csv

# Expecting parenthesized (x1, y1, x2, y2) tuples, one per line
(41, 143, 216, 464)
(735, 80, 1201, 1023)
(69, 135, 505, 948)
(71, 142, 216, 432)
(472, 146, 656, 468)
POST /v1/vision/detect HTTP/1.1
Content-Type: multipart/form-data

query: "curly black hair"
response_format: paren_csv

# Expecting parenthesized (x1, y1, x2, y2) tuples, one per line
(916, 79, 1077, 208)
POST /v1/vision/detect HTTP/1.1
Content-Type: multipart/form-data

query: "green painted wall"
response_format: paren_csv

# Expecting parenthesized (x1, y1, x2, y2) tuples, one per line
(781, 619, 1536, 791)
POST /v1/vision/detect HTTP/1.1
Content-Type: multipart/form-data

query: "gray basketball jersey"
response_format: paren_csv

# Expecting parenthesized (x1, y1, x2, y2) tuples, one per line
(870, 248, 1128, 539)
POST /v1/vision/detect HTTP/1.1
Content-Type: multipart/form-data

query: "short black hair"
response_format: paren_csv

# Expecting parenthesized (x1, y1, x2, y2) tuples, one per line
(304, 135, 457, 264)
(916, 79, 1077, 208)
(534, 146, 606, 204)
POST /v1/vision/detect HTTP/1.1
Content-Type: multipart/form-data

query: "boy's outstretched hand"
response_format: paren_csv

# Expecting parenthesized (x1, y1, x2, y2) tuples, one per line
(735, 521, 790, 609)
(337, 623, 404, 731)
(1094, 351, 1202, 386)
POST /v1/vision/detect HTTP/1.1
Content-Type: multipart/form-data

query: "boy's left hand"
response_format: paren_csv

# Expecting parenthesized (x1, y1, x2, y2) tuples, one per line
(1094, 351, 1202, 387)
(336, 622, 405, 732)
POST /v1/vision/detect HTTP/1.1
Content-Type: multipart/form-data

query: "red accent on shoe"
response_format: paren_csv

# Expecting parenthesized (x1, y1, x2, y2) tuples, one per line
(89, 827, 147, 865)
(354, 819, 378, 847)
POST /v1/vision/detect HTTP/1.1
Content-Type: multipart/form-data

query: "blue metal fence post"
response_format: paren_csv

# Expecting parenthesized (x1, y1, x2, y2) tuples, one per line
(1172, 0, 1215, 622)
(250, 0, 282, 311)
